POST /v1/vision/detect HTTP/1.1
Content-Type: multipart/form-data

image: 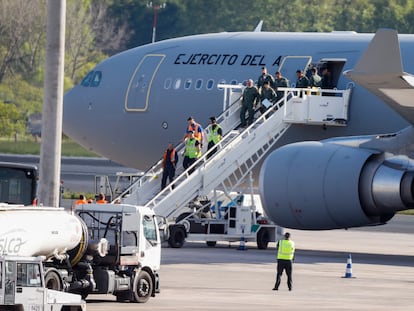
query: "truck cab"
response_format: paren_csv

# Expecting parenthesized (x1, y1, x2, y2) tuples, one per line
(0, 255, 85, 311)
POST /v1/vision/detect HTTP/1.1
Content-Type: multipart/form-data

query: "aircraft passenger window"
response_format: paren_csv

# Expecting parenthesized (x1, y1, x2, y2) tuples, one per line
(90, 71, 102, 87)
(195, 79, 203, 90)
(217, 79, 226, 90)
(81, 71, 94, 87)
(184, 79, 192, 90)
(173, 78, 182, 90)
(164, 78, 172, 89)
(206, 79, 215, 90)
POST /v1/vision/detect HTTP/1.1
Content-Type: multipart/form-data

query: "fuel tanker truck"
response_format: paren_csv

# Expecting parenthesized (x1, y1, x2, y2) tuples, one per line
(0, 202, 165, 304)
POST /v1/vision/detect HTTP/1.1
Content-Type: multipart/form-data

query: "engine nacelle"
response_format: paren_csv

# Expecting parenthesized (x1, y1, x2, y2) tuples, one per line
(259, 141, 414, 230)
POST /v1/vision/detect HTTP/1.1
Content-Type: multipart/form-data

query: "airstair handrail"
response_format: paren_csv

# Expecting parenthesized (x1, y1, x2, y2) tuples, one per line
(111, 84, 244, 203)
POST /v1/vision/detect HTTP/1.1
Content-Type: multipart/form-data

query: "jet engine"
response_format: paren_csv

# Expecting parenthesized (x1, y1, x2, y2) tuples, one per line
(259, 141, 414, 230)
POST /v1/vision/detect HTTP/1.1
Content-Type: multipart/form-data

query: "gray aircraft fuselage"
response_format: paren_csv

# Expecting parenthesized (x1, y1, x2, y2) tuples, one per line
(63, 31, 414, 170)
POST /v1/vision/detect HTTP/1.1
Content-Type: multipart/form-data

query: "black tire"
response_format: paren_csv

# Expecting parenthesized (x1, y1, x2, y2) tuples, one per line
(45, 269, 63, 291)
(176, 212, 192, 223)
(80, 291, 88, 300)
(168, 225, 186, 248)
(206, 241, 217, 247)
(257, 228, 270, 250)
(115, 291, 131, 302)
(133, 270, 153, 303)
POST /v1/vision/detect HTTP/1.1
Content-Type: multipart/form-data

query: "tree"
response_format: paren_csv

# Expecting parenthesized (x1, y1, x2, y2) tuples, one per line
(65, 0, 129, 83)
(0, 0, 46, 83)
(0, 101, 25, 138)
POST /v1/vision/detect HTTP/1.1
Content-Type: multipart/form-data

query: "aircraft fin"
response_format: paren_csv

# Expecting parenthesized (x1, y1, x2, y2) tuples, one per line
(254, 20, 263, 32)
(344, 29, 414, 125)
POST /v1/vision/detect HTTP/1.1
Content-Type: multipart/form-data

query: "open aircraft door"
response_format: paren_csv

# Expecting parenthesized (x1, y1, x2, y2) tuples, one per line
(317, 58, 347, 88)
(278, 56, 313, 86)
(125, 54, 166, 112)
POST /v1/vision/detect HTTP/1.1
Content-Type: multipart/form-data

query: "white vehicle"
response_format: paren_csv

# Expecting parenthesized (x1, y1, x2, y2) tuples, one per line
(0, 255, 86, 311)
(0, 203, 165, 303)
(167, 191, 280, 249)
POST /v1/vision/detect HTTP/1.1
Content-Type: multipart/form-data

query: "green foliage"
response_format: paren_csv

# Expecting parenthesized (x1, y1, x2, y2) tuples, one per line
(0, 138, 99, 157)
(62, 191, 95, 200)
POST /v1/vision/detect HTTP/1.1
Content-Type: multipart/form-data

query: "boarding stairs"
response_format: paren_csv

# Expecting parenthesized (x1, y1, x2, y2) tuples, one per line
(113, 84, 352, 221)
(112, 85, 245, 206)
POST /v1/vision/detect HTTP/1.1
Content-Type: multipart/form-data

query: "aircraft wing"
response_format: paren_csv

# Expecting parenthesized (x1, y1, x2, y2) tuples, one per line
(344, 29, 414, 125)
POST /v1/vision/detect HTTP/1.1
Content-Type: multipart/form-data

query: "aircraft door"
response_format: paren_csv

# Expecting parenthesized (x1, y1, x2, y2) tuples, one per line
(125, 54, 166, 112)
(317, 58, 347, 88)
(278, 56, 312, 86)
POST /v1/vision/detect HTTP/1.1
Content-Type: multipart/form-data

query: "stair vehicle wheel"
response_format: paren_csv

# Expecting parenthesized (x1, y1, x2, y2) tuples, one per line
(176, 212, 192, 232)
(133, 270, 153, 303)
(206, 241, 217, 247)
(45, 269, 63, 291)
(168, 225, 186, 248)
(257, 228, 270, 250)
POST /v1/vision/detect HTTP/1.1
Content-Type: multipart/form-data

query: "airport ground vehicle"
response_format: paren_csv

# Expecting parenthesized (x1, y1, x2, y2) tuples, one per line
(0, 161, 163, 302)
(97, 171, 280, 249)
(0, 255, 86, 311)
(0, 203, 163, 303)
(0, 162, 38, 206)
(167, 191, 279, 249)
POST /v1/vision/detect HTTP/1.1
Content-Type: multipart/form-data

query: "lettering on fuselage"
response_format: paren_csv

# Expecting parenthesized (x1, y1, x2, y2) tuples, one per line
(0, 229, 27, 255)
(174, 53, 282, 67)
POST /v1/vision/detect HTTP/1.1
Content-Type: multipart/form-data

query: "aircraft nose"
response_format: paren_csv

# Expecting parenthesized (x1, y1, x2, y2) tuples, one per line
(63, 85, 88, 143)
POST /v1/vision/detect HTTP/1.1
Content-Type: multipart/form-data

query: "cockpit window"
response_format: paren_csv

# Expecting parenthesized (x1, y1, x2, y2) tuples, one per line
(90, 71, 102, 87)
(80, 71, 102, 87)
(81, 71, 94, 87)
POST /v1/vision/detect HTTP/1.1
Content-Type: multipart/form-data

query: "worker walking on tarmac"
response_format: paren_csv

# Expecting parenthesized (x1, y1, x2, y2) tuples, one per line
(273, 232, 295, 291)
(207, 116, 222, 159)
(183, 130, 201, 174)
(161, 143, 178, 190)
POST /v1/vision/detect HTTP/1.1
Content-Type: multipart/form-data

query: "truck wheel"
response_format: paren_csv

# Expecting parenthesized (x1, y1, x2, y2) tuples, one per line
(257, 228, 270, 250)
(206, 241, 217, 247)
(80, 291, 88, 300)
(133, 270, 153, 303)
(115, 291, 130, 302)
(45, 269, 63, 291)
(168, 225, 186, 248)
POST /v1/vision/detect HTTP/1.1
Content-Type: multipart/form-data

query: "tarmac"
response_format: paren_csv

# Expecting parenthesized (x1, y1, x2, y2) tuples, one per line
(85, 221, 414, 311)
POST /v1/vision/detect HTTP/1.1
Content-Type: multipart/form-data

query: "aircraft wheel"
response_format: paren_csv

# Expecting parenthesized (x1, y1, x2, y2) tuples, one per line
(45, 269, 63, 291)
(168, 225, 186, 248)
(133, 270, 153, 303)
(257, 228, 270, 250)
(206, 241, 217, 247)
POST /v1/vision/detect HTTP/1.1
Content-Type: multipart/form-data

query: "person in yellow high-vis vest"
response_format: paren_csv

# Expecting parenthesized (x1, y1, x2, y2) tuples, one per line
(183, 131, 201, 174)
(273, 232, 295, 291)
(207, 116, 222, 159)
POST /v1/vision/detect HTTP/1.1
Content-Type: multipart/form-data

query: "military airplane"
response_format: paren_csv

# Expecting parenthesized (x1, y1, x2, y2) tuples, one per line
(63, 27, 414, 230)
